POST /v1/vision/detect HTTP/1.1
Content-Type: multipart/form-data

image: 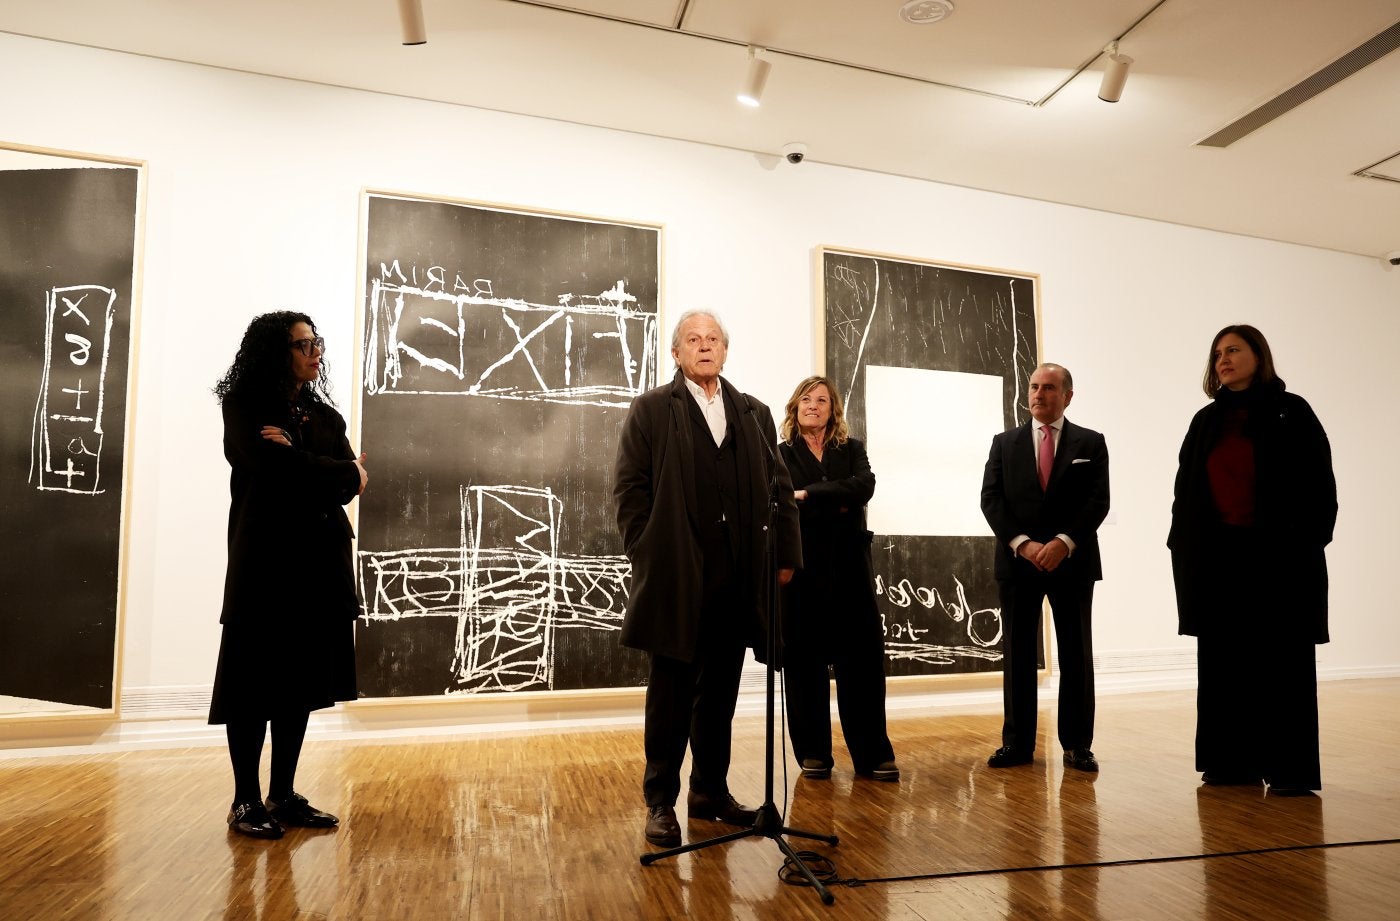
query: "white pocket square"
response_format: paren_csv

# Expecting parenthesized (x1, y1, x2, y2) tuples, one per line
(1071, 458, 1092, 464)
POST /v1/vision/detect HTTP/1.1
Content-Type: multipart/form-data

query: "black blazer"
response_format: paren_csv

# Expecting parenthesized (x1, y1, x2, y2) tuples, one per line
(779, 437, 879, 624)
(980, 419, 1110, 583)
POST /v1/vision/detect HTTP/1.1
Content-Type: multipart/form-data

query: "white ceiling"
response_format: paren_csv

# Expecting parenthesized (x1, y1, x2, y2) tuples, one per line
(4, 0, 1399, 257)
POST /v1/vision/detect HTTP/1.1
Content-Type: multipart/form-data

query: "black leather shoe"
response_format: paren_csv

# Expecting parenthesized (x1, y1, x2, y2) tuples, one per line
(988, 747, 1033, 768)
(857, 760, 901, 782)
(686, 790, 758, 827)
(644, 805, 681, 847)
(265, 792, 339, 829)
(1064, 749, 1099, 773)
(800, 759, 832, 779)
(227, 801, 284, 839)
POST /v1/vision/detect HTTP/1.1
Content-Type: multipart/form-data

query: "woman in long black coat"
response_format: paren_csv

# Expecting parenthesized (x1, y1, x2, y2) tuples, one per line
(211, 311, 367, 838)
(1168, 324, 1336, 795)
(779, 375, 897, 781)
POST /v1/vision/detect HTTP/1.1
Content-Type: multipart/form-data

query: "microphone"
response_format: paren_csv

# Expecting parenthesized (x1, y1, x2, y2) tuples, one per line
(742, 395, 782, 500)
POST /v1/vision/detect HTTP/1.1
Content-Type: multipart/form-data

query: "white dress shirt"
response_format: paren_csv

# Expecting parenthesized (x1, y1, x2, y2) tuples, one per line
(683, 375, 727, 447)
(1010, 416, 1076, 556)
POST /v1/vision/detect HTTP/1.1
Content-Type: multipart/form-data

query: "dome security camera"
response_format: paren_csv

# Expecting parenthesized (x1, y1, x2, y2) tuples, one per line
(781, 142, 808, 165)
(1385, 250, 1400, 267)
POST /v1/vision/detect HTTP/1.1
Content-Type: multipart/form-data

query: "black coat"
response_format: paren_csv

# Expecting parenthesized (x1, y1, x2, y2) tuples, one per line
(779, 437, 879, 650)
(220, 393, 362, 627)
(981, 419, 1110, 584)
(613, 371, 802, 663)
(1168, 387, 1336, 643)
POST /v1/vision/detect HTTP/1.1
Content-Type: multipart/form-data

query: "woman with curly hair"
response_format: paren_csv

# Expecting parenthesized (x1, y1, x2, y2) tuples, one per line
(211, 311, 367, 838)
(779, 375, 897, 782)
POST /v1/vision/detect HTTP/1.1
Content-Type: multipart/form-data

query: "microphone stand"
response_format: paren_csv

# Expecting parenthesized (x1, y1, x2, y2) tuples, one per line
(640, 419, 839, 905)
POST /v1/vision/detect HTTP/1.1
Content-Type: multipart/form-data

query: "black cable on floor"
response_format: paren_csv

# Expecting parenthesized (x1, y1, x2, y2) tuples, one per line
(779, 850, 839, 887)
(823, 836, 1400, 888)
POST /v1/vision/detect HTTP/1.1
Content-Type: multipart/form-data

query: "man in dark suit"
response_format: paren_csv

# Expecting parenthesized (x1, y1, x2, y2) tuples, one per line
(980, 363, 1110, 772)
(613, 310, 802, 848)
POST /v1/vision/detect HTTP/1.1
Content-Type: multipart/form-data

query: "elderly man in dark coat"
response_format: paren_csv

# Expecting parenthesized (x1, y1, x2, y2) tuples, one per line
(614, 309, 802, 849)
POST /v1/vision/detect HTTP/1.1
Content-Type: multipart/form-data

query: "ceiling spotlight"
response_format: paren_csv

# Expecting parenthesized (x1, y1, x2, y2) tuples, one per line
(1098, 41, 1133, 103)
(737, 46, 771, 108)
(899, 0, 955, 25)
(398, 0, 426, 46)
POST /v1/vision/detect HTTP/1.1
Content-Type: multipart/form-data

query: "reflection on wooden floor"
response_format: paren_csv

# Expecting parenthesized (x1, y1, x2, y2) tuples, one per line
(1, 679, 1398, 920)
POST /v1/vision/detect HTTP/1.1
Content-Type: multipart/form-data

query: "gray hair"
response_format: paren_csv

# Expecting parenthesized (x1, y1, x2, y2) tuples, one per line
(1037, 362, 1073, 391)
(670, 310, 730, 350)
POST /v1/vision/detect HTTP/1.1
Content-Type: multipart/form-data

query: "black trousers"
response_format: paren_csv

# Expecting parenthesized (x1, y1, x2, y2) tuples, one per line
(998, 574, 1095, 754)
(783, 608, 893, 772)
(1197, 629, 1320, 787)
(642, 586, 747, 808)
(1193, 530, 1321, 788)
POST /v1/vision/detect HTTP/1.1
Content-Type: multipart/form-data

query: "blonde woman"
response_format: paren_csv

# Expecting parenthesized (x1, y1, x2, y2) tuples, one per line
(779, 376, 897, 782)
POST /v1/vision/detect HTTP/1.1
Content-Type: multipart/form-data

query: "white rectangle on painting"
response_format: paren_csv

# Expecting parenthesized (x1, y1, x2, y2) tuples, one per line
(865, 366, 1002, 537)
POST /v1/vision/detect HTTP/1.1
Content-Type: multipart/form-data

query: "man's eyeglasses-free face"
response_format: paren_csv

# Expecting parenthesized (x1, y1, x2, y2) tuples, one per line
(290, 337, 326, 357)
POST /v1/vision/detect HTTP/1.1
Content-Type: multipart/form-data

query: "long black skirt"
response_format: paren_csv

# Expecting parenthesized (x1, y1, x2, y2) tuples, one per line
(209, 617, 357, 724)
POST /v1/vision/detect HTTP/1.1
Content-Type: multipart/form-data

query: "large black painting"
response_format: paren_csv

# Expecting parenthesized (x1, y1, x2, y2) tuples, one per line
(355, 194, 659, 697)
(821, 248, 1041, 677)
(0, 158, 140, 711)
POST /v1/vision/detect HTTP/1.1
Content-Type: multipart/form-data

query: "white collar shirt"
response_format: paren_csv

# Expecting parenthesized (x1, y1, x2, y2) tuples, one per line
(1020, 416, 1075, 555)
(683, 376, 727, 447)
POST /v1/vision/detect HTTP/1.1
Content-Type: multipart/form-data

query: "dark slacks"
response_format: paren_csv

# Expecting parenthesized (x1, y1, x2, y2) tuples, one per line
(783, 609, 893, 772)
(998, 573, 1095, 753)
(642, 585, 747, 808)
(1197, 630, 1320, 787)
(1194, 532, 1321, 788)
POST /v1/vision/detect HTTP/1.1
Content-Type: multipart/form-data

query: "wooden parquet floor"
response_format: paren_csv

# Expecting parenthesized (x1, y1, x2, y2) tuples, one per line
(1, 678, 1397, 920)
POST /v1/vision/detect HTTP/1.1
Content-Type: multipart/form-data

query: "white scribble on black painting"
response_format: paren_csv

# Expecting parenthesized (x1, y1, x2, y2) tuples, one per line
(1009, 281, 1022, 426)
(846, 260, 881, 410)
(828, 263, 867, 350)
(358, 485, 629, 694)
(875, 572, 1002, 666)
(29, 286, 116, 495)
(363, 269, 656, 407)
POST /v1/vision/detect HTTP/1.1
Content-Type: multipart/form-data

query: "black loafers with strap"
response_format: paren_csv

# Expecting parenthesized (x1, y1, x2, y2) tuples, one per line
(265, 792, 339, 829)
(227, 801, 284, 839)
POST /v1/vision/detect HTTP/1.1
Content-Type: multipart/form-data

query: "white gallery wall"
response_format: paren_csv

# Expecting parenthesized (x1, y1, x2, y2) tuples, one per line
(2, 31, 1397, 747)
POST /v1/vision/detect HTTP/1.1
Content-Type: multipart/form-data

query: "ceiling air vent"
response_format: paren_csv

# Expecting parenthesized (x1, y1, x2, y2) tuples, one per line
(1198, 21, 1400, 148)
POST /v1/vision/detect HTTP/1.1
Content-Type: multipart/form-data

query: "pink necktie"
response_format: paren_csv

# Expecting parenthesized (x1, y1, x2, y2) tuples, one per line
(1038, 424, 1054, 491)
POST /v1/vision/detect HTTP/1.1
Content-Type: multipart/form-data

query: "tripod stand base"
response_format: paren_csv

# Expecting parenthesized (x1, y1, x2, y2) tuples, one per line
(639, 802, 839, 904)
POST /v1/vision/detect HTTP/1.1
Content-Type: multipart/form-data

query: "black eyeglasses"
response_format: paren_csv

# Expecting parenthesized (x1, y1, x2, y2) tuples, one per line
(289, 337, 325, 357)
